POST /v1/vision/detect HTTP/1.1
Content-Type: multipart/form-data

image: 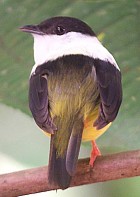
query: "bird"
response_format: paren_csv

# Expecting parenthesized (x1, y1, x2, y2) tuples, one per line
(20, 16, 122, 189)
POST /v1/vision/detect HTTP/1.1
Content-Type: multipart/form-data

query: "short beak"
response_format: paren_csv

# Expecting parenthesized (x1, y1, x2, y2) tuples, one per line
(19, 25, 45, 35)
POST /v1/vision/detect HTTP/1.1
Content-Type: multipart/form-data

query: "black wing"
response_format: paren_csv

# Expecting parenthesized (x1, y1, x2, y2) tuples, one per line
(93, 59, 122, 130)
(29, 64, 56, 133)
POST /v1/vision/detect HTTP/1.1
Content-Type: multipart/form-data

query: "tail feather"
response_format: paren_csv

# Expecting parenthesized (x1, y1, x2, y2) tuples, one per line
(48, 119, 83, 189)
(66, 120, 83, 176)
(48, 136, 71, 189)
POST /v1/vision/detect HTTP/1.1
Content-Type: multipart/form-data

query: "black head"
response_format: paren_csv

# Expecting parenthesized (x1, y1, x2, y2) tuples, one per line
(20, 16, 96, 37)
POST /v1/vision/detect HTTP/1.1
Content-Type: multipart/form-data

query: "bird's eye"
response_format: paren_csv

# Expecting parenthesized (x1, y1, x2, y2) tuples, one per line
(56, 26, 65, 35)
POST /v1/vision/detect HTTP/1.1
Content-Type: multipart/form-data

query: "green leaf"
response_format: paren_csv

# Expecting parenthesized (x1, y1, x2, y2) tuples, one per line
(0, 1, 139, 196)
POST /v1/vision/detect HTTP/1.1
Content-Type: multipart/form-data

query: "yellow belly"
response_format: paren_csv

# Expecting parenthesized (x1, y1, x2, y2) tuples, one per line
(82, 106, 111, 141)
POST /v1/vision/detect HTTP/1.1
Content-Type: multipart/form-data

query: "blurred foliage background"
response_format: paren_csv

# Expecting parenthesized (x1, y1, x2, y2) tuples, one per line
(0, 0, 140, 196)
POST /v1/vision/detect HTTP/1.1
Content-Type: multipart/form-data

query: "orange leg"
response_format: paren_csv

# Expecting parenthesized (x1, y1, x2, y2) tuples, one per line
(89, 140, 101, 167)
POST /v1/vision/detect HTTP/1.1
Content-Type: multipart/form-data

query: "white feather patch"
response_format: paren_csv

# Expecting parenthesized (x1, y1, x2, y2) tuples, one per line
(32, 32, 120, 72)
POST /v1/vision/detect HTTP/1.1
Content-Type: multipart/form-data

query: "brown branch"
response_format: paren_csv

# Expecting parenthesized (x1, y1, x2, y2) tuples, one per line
(0, 150, 140, 196)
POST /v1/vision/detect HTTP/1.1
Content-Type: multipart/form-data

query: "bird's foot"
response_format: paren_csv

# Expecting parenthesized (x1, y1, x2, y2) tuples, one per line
(89, 140, 101, 167)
